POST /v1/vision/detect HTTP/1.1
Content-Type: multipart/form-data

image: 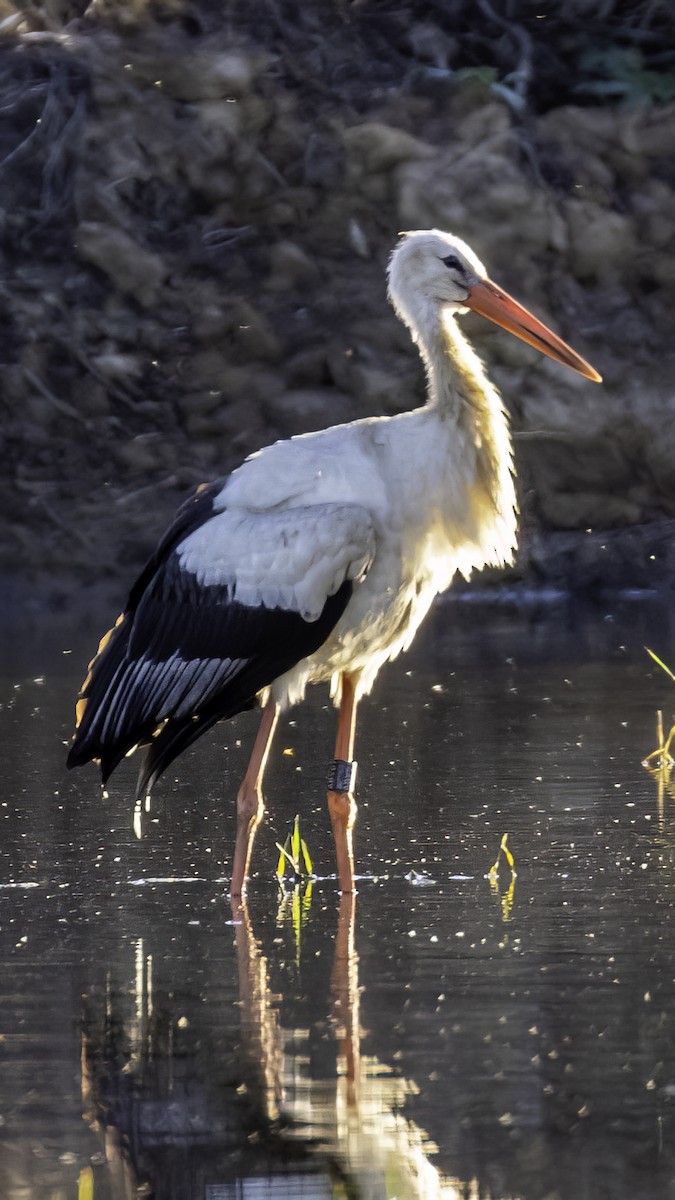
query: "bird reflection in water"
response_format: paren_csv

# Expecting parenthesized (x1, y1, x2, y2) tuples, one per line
(79, 890, 467, 1199)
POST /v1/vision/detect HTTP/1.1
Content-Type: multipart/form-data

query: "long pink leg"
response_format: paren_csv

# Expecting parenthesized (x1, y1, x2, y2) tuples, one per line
(230, 700, 279, 897)
(327, 672, 360, 893)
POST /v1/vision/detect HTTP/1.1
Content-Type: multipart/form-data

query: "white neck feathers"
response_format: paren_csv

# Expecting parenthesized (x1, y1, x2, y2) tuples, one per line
(390, 287, 518, 573)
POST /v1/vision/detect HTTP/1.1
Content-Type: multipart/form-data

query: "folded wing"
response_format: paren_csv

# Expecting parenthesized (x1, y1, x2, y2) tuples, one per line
(67, 486, 375, 796)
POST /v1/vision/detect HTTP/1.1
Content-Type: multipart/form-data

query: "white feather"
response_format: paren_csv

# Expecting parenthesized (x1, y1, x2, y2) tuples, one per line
(178, 504, 376, 621)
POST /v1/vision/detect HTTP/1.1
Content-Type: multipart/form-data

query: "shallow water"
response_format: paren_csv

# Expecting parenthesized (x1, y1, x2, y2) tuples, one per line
(2, 591, 675, 1199)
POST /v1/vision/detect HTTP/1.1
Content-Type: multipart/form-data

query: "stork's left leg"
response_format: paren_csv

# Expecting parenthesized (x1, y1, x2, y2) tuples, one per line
(231, 699, 280, 898)
(327, 672, 361, 894)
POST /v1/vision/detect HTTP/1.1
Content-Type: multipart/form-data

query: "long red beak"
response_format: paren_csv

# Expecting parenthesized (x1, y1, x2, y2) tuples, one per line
(465, 279, 601, 383)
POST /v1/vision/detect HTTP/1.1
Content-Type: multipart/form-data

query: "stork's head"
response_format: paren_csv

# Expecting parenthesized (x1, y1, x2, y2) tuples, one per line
(387, 228, 601, 382)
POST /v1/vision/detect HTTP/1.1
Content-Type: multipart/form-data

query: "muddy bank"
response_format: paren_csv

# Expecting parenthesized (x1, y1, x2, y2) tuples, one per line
(1, 5, 674, 594)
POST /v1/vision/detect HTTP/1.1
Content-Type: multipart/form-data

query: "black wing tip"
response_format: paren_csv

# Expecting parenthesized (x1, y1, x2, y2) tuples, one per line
(133, 692, 259, 801)
(66, 729, 135, 786)
(133, 718, 207, 801)
(135, 750, 160, 801)
(66, 733, 97, 772)
(65, 744, 80, 771)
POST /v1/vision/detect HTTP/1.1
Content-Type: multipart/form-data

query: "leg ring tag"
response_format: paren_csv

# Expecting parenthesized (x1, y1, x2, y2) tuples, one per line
(328, 758, 357, 793)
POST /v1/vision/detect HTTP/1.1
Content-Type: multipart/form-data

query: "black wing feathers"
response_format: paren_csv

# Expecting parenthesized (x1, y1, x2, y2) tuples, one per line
(67, 478, 354, 794)
(134, 580, 352, 799)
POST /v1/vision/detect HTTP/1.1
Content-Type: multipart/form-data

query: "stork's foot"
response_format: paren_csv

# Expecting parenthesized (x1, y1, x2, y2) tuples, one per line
(327, 789, 357, 894)
(231, 783, 264, 898)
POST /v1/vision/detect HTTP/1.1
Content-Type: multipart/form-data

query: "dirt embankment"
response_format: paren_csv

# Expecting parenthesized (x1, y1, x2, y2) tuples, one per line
(2, 2, 675, 599)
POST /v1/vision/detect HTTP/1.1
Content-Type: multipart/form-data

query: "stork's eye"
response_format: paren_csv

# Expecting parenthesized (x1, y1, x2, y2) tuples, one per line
(442, 254, 463, 271)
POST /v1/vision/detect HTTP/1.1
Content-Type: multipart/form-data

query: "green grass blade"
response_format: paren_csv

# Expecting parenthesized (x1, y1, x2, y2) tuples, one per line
(301, 838, 313, 875)
(645, 646, 675, 682)
(292, 814, 301, 863)
(275, 842, 288, 879)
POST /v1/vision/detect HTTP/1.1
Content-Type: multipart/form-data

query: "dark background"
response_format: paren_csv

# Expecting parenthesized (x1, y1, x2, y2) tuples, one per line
(2, 0, 675, 595)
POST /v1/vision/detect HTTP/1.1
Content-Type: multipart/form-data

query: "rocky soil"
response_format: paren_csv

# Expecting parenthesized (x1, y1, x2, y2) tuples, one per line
(2, 1, 675, 600)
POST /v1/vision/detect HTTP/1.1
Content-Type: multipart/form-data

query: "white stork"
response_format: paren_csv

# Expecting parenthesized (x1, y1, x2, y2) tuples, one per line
(67, 229, 600, 895)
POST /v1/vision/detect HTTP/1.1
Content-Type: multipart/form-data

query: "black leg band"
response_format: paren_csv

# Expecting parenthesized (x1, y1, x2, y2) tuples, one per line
(327, 759, 358, 793)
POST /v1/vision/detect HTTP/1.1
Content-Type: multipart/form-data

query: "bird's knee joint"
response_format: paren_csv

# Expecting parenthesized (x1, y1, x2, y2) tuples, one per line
(327, 787, 357, 831)
(237, 783, 264, 826)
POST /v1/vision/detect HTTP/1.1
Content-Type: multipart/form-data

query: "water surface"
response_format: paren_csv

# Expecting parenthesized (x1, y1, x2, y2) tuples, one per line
(1, 591, 675, 1198)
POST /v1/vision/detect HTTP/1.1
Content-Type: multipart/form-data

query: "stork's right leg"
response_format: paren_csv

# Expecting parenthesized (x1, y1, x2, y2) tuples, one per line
(231, 699, 279, 898)
(327, 672, 361, 894)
